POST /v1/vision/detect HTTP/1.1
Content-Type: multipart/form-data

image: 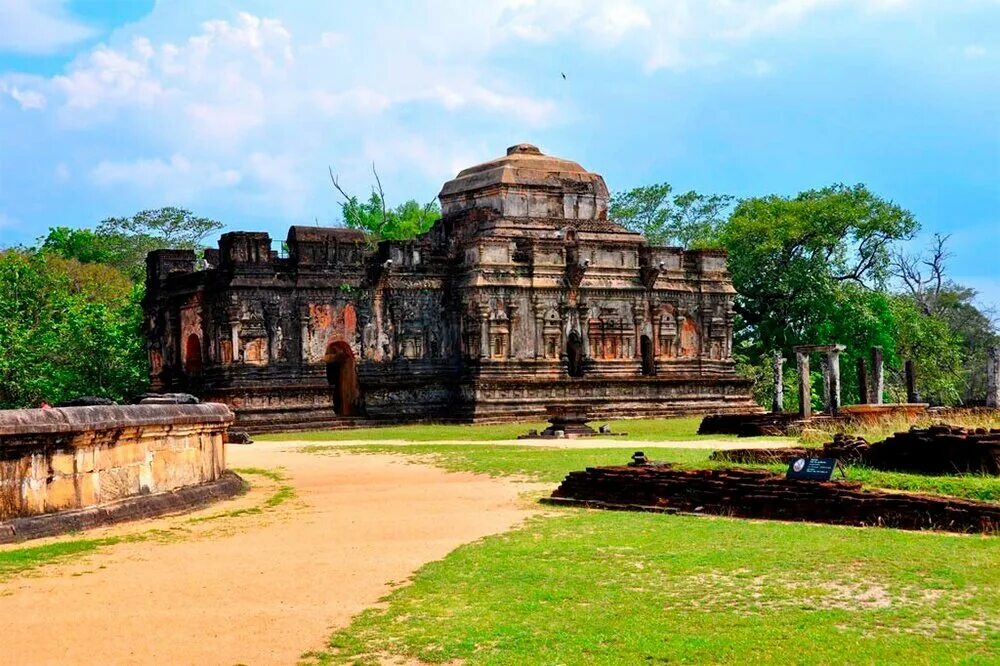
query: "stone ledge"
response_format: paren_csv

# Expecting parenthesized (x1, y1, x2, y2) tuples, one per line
(0, 471, 246, 544)
(0, 403, 233, 438)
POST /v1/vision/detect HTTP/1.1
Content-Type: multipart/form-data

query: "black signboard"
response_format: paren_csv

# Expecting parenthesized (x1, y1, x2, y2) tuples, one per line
(786, 457, 837, 481)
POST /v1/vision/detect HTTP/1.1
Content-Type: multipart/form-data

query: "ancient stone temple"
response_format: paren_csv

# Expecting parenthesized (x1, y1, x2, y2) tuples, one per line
(144, 144, 755, 431)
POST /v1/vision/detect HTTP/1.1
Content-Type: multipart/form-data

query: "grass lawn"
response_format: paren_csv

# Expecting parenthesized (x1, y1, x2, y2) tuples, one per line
(303, 443, 999, 664)
(306, 509, 999, 665)
(257, 416, 771, 443)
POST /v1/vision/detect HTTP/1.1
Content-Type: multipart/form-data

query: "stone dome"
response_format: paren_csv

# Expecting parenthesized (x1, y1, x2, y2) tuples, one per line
(438, 144, 609, 220)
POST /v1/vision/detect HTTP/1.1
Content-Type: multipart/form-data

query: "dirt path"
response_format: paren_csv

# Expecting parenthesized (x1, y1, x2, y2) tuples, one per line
(0, 444, 545, 665)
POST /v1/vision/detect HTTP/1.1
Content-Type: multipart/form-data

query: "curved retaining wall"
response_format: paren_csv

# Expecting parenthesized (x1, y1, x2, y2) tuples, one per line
(0, 404, 233, 523)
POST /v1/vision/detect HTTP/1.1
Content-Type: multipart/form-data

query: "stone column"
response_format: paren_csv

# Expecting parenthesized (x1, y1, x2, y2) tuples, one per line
(632, 304, 645, 359)
(987, 346, 999, 408)
(478, 305, 490, 359)
(821, 355, 832, 412)
(856, 357, 869, 405)
(871, 346, 884, 405)
(827, 349, 842, 414)
(905, 359, 919, 403)
(797, 351, 811, 419)
(772, 350, 784, 414)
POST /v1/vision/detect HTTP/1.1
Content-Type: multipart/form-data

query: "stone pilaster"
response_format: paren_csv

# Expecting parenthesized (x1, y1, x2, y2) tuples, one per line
(478, 304, 490, 359)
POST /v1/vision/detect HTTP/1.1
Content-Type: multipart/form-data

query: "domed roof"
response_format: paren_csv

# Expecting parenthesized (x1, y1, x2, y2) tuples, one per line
(439, 144, 605, 198)
(438, 144, 609, 220)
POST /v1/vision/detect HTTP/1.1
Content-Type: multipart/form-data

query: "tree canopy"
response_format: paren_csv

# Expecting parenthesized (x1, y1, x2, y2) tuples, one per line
(40, 208, 223, 280)
(609, 183, 732, 247)
(611, 180, 991, 407)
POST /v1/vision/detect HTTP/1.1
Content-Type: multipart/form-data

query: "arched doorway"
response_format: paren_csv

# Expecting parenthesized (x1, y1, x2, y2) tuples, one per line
(566, 332, 585, 378)
(640, 335, 655, 376)
(324, 341, 361, 416)
(184, 334, 203, 376)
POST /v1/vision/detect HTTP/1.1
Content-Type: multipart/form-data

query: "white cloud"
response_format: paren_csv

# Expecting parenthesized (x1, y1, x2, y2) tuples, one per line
(0, 211, 16, 230)
(0, 0, 95, 54)
(90, 154, 242, 199)
(584, 1, 653, 43)
(0, 82, 46, 110)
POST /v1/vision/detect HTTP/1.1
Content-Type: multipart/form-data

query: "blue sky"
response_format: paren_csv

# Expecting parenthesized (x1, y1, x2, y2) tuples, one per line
(0, 1, 997, 307)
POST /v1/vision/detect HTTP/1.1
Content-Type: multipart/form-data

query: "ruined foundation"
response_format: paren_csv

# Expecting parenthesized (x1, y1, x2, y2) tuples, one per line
(712, 424, 1000, 476)
(545, 464, 1000, 534)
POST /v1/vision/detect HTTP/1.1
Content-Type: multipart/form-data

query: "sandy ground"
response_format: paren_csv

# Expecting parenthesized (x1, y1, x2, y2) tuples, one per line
(0, 443, 547, 666)
(275, 436, 795, 450)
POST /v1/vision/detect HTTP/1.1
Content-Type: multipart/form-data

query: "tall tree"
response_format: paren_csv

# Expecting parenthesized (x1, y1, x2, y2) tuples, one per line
(609, 183, 732, 247)
(721, 183, 917, 352)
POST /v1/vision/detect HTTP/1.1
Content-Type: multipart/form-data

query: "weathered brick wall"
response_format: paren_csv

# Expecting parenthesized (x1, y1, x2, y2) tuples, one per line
(0, 404, 232, 521)
(547, 464, 1000, 533)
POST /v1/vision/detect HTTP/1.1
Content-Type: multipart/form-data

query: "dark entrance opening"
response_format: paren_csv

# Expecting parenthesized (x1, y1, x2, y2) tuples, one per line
(325, 341, 361, 416)
(640, 335, 655, 376)
(566, 332, 585, 378)
(184, 334, 203, 376)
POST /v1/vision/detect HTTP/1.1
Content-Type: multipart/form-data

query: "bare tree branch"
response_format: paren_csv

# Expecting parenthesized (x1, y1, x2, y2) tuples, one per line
(328, 166, 354, 202)
(372, 162, 387, 229)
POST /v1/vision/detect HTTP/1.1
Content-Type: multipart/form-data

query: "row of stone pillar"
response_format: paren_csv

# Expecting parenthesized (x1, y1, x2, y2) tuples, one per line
(774, 345, 1000, 415)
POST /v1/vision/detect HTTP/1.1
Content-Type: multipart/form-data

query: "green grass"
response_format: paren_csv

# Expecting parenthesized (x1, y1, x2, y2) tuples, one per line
(0, 538, 109, 578)
(306, 509, 1000, 665)
(306, 444, 1000, 503)
(189, 467, 296, 522)
(258, 416, 776, 443)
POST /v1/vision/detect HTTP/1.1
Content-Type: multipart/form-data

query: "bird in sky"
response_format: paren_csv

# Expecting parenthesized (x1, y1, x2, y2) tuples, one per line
(561, 72, 567, 80)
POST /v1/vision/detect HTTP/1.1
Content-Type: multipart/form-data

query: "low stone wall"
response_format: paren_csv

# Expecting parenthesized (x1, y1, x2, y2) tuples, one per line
(0, 404, 233, 522)
(546, 464, 1000, 533)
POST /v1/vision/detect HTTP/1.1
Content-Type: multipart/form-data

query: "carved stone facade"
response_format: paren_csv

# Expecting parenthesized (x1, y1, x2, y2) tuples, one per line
(144, 144, 755, 431)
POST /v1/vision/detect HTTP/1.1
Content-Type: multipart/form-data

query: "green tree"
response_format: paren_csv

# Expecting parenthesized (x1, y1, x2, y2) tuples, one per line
(40, 208, 223, 280)
(340, 192, 441, 241)
(609, 182, 732, 247)
(720, 184, 917, 353)
(330, 166, 440, 241)
(891, 234, 999, 403)
(0, 250, 148, 408)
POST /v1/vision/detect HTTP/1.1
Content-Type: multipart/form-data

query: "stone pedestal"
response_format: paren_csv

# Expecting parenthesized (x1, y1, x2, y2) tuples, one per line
(542, 405, 597, 437)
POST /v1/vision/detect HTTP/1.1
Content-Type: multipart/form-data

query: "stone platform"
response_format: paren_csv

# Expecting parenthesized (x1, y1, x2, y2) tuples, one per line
(545, 463, 1000, 533)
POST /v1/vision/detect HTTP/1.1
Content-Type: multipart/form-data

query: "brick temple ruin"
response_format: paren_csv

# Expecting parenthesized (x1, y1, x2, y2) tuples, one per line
(144, 144, 756, 431)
